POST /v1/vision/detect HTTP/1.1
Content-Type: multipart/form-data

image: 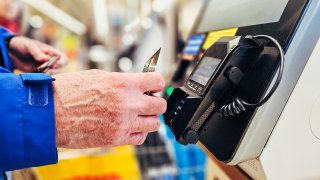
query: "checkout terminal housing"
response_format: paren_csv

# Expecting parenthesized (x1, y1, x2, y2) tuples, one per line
(164, 0, 316, 166)
(165, 0, 320, 169)
(164, 0, 320, 178)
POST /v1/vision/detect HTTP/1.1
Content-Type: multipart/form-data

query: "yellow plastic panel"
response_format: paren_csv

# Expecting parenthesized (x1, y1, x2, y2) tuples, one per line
(202, 28, 238, 50)
(34, 146, 140, 180)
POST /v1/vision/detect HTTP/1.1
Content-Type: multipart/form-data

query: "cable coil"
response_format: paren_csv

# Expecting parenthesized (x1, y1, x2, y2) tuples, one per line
(220, 35, 284, 117)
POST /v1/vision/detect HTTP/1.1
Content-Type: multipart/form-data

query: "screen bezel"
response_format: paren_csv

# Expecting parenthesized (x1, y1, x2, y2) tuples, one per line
(186, 41, 233, 95)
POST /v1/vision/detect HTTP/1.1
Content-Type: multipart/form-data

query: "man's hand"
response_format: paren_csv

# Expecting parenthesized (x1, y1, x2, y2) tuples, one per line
(53, 70, 167, 148)
(9, 36, 68, 74)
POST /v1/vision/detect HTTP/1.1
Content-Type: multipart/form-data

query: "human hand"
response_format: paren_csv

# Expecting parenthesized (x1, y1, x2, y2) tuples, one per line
(8, 36, 68, 74)
(53, 70, 167, 148)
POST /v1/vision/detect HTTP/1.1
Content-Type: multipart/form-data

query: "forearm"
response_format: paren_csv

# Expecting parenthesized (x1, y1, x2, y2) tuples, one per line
(52, 70, 119, 148)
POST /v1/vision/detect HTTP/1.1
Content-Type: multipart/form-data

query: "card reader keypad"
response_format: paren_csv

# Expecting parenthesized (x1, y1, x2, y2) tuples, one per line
(187, 81, 203, 94)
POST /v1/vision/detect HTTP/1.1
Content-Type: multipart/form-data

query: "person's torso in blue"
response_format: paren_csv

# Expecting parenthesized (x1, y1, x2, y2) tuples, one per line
(0, 27, 58, 175)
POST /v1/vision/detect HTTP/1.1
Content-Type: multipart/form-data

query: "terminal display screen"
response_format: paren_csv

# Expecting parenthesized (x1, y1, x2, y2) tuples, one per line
(189, 56, 221, 86)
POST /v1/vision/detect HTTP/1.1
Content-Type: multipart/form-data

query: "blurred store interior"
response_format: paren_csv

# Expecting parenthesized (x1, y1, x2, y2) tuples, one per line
(3, 0, 320, 179)
(6, 0, 203, 76)
(3, 0, 209, 179)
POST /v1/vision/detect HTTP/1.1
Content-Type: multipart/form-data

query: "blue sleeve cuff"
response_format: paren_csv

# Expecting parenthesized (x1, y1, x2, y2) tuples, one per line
(0, 26, 15, 71)
(0, 27, 15, 41)
(0, 73, 57, 172)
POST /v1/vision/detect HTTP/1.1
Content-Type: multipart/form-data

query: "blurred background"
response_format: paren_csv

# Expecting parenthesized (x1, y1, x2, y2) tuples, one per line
(2, 0, 296, 179)
(2, 0, 204, 75)
(1, 0, 209, 179)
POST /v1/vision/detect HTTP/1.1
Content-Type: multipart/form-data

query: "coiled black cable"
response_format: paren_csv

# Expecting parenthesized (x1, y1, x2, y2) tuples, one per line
(220, 35, 284, 117)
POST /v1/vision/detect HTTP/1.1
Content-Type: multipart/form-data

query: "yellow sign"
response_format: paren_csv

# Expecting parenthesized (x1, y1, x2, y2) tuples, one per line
(202, 28, 238, 50)
(34, 146, 141, 180)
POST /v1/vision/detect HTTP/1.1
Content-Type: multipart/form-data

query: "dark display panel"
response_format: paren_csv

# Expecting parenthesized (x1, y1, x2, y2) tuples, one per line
(190, 57, 221, 86)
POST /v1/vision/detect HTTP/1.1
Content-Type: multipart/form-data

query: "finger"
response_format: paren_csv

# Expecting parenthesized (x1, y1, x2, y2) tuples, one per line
(45, 69, 60, 75)
(42, 47, 60, 57)
(51, 62, 62, 69)
(42, 46, 69, 69)
(40, 47, 51, 54)
(131, 115, 161, 133)
(36, 41, 58, 55)
(28, 43, 50, 62)
(127, 132, 148, 145)
(51, 58, 66, 69)
(51, 54, 69, 69)
(138, 96, 167, 115)
(37, 43, 69, 68)
(134, 72, 165, 93)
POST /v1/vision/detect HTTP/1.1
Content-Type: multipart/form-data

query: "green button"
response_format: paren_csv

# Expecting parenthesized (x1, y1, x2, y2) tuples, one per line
(166, 86, 174, 96)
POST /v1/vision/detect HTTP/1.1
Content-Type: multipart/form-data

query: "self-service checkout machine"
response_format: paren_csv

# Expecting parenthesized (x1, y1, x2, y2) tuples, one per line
(164, 0, 320, 179)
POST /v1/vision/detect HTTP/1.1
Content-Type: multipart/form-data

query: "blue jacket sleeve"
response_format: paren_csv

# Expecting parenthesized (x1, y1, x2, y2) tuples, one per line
(0, 27, 15, 71)
(0, 68, 58, 172)
(0, 27, 58, 172)
(0, 27, 14, 40)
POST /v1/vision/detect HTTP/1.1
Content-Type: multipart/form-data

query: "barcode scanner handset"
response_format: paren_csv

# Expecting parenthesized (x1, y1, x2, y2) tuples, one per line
(164, 35, 284, 145)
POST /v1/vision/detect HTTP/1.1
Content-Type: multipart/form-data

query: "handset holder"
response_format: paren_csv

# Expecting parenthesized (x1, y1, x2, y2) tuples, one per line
(220, 35, 284, 117)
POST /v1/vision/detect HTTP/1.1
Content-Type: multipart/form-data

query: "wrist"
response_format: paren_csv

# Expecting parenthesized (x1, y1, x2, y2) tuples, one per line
(52, 75, 63, 147)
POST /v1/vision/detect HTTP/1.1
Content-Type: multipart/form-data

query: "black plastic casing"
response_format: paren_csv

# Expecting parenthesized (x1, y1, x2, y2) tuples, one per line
(164, 36, 264, 146)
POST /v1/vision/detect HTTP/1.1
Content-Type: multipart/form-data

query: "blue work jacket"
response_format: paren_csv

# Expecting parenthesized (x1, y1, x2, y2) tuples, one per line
(0, 27, 58, 175)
